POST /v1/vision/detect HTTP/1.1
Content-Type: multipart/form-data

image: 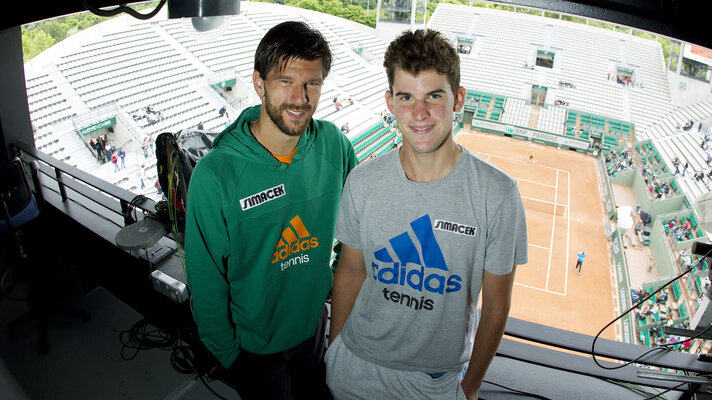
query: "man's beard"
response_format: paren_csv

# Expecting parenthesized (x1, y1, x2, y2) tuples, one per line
(263, 88, 314, 137)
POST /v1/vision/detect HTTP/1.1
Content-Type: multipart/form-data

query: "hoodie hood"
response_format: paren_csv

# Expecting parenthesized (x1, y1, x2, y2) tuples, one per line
(212, 105, 315, 170)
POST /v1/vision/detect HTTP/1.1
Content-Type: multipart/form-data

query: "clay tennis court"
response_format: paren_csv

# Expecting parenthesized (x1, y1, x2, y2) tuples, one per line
(455, 130, 618, 341)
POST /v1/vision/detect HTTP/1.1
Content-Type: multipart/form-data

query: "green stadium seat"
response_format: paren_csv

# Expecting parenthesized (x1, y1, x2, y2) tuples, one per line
(672, 282, 682, 301)
(679, 302, 688, 319)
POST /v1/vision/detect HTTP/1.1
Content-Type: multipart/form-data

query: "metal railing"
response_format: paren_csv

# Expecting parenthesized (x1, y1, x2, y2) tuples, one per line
(10, 140, 712, 396)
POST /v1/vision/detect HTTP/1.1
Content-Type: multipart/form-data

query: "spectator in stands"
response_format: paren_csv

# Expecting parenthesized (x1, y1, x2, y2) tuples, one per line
(340, 122, 350, 134)
(634, 309, 645, 321)
(139, 164, 146, 190)
(147, 114, 158, 125)
(184, 21, 357, 400)
(219, 105, 229, 119)
(118, 147, 126, 170)
(656, 290, 668, 303)
(94, 139, 104, 163)
(104, 143, 112, 165)
(326, 29, 527, 400)
(197, 121, 204, 130)
(142, 138, 149, 159)
(89, 139, 98, 161)
(347, 97, 353, 105)
(111, 151, 119, 172)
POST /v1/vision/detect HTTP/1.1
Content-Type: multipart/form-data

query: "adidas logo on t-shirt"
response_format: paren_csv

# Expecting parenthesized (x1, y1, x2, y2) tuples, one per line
(371, 215, 463, 306)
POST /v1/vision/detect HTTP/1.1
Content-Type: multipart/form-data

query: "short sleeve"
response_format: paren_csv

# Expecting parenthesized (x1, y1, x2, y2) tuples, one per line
(484, 182, 528, 275)
(334, 174, 361, 251)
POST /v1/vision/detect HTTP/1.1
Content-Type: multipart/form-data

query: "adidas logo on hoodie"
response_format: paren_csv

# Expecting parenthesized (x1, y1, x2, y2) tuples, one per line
(271, 215, 319, 270)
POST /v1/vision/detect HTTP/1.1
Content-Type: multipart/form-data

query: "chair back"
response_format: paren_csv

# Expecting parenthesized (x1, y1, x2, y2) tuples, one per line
(0, 158, 39, 232)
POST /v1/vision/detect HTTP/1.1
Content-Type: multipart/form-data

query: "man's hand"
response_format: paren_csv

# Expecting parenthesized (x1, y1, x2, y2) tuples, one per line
(329, 244, 366, 343)
(460, 378, 479, 399)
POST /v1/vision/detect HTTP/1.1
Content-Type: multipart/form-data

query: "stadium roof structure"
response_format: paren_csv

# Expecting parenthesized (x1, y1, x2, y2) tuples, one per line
(5, 0, 712, 50)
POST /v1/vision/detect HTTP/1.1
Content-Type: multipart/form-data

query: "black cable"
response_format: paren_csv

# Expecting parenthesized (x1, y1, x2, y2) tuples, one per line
(119, 318, 174, 361)
(119, 318, 230, 400)
(481, 379, 553, 400)
(639, 381, 689, 400)
(591, 246, 712, 370)
(199, 374, 229, 400)
(0, 264, 27, 302)
(80, 0, 167, 20)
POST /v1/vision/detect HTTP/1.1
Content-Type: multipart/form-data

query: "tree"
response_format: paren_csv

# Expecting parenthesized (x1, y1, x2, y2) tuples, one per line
(22, 29, 56, 62)
(41, 20, 68, 43)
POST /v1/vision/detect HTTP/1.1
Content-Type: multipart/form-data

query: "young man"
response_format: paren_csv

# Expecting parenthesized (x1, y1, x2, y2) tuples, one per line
(185, 21, 357, 400)
(326, 29, 528, 400)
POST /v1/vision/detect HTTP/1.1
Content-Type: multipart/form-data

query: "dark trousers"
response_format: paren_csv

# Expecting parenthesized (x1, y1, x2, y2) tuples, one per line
(227, 305, 333, 400)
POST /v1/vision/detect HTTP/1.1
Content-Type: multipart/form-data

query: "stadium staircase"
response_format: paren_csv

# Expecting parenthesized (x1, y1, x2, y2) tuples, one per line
(528, 105, 540, 130)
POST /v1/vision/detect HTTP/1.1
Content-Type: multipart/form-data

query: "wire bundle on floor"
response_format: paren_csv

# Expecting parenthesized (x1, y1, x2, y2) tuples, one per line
(119, 318, 230, 399)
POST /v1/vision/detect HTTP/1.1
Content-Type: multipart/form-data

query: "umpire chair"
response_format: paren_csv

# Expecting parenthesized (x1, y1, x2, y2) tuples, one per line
(1, 157, 90, 354)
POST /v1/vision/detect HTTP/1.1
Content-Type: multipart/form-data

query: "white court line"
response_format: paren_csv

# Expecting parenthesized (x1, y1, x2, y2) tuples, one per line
(528, 243, 549, 250)
(474, 148, 572, 296)
(544, 169, 559, 292)
(519, 177, 557, 189)
(564, 169, 571, 296)
(514, 282, 566, 296)
(520, 195, 568, 209)
(479, 151, 563, 173)
(476, 152, 492, 161)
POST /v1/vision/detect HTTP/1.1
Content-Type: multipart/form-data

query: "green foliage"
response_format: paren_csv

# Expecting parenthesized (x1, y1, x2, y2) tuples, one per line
(515, 7, 541, 16)
(614, 25, 632, 34)
(658, 37, 672, 68)
(589, 20, 614, 31)
(632, 29, 656, 40)
(22, 12, 110, 63)
(561, 15, 586, 24)
(491, 4, 514, 12)
(287, 0, 377, 27)
(22, 28, 55, 62)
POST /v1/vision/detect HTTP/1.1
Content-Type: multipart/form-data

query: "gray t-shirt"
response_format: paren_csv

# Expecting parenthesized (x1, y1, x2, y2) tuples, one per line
(335, 147, 528, 372)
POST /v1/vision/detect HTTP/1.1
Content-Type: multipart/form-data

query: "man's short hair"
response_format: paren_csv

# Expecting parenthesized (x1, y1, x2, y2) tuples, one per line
(254, 21, 333, 79)
(383, 29, 460, 95)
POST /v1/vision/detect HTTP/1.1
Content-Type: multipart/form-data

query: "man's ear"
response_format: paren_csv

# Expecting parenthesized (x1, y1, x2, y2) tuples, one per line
(253, 70, 265, 98)
(385, 89, 394, 114)
(454, 86, 467, 112)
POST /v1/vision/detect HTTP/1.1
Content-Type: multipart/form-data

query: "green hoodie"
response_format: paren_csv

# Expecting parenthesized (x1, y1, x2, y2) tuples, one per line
(185, 105, 357, 368)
